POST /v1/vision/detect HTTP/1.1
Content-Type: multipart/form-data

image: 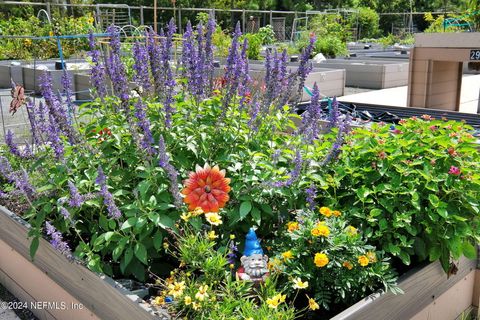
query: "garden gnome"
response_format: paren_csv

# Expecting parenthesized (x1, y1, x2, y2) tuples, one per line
(236, 228, 269, 282)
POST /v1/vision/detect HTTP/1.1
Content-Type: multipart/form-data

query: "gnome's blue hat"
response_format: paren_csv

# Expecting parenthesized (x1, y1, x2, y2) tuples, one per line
(243, 228, 263, 256)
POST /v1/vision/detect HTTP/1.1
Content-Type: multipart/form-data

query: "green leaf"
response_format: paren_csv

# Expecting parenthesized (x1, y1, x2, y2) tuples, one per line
(437, 207, 448, 219)
(429, 245, 442, 261)
(239, 201, 252, 220)
(134, 243, 148, 265)
(251, 207, 261, 225)
(370, 209, 382, 217)
(153, 231, 163, 251)
(356, 187, 370, 200)
(462, 241, 477, 260)
(124, 247, 134, 266)
(121, 217, 138, 230)
(30, 237, 39, 260)
(398, 251, 411, 265)
(158, 215, 174, 229)
(413, 238, 426, 259)
(428, 194, 440, 208)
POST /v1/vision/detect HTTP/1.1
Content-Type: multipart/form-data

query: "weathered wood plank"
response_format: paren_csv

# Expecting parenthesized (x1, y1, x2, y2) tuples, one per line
(331, 256, 476, 320)
(0, 206, 157, 320)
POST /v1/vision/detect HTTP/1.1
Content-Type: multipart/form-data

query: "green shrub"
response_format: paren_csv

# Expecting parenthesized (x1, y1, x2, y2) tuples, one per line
(257, 25, 276, 45)
(241, 33, 262, 60)
(321, 117, 480, 271)
(351, 7, 380, 39)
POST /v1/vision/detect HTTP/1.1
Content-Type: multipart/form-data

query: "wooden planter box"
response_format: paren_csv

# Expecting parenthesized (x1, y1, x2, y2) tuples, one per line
(317, 60, 409, 89)
(0, 206, 161, 320)
(332, 256, 479, 320)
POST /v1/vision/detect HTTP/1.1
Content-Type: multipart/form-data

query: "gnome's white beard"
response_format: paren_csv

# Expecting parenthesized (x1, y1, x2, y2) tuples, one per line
(245, 265, 268, 278)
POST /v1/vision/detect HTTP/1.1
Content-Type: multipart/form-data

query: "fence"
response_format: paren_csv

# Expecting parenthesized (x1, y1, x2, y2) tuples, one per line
(0, 1, 467, 41)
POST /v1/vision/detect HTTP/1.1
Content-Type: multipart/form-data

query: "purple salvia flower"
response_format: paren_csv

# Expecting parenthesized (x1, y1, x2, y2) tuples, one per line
(13, 169, 36, 199)
(227, 241, 238, 264)
(273, 150, 303, 187)
(305, 183, 317, 210)
(295, 35, 316, 105)
(40, 71, 77, 144)
(96, 166, 122, 219)
(161, 20, 177, 128)
(0, 156, 14, 181)
(181, 22, 195, 93)
(61, 70, 74, 116)
(132, 41, 152, 92)
(88, 30, 108, 99)
(45, 221, 73, 259)
(238, 37, 251, 111)
(221, 22, 243, 115)
(22, 141, 33, 158)
(47, 113, 65, 160)
(60, 207, 71, 219)
(147, 29, 163, 96)
(204, 18, 216, 94)
(272, 149, 281, 164)
(322, 114, 350, 166)
(134, 99, 155, 155)
(248, 101, 260, 132)
(26, 100, 40, 145)
(68, 181, 84, 208)
(158, 136, 182, 208)
(328, 97, 340, 130)
(301, 83, 322, 143)
(5, 130, 21, 157)
(106, 25, 129, 110)
(194, 22, 205, 98)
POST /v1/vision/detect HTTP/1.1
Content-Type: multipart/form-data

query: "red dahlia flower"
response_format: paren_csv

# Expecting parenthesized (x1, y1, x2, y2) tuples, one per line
(181, 164, 231, 212)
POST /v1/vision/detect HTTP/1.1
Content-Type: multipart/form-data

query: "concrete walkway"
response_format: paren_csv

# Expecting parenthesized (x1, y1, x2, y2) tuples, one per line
(339, 74, 480, 114)
(0, 302, 22, 320)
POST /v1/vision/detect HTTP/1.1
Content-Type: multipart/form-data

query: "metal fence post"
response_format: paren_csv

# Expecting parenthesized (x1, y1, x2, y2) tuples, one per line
(140, 6, 144, 25)
(46, 2, 51, 19)
(269, 10, 273, 26)
(242, 9, 246, 32)
(178, 8, 182, 33)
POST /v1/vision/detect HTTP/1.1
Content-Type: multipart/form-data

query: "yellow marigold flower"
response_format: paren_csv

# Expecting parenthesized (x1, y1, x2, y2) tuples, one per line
(153, 296, 164, 305)
(23, 39, 32, 46)
(205, 212, 222, 226)
(184, 296, 192, 305)
(168, 281, 185, 298)
(266, 293, 286, 309)
(314, 253, 329, 267)
(332, 210, 341, 217)
(311, 225, 330, 237)
(346, 226, 358, 236)
(180, 211, 192, 222)
(342, 261, 353, 270)
(282, 250, 293, 260)
(358, 255, 369, 267)
(163, 242, 169, 249)
(195, 285, 209, 301)
(287, 221, 299, 232)
(366, 251, 377, 263)
(292, 277, 309, 289)
(319, 207, 332, 217)
(207, 230, 218, 241)
(306, 295, 320, 311)
(191, 207, 204, 216)
(229, 234, 236, 240)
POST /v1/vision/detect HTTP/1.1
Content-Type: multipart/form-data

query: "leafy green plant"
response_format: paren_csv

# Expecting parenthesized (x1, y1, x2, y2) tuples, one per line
(351, 7, 380, 39)
(268, 206, 399, 310)
(241, 33, 262, 59)
(321, 117, 480, 271)
(257, 25, 276, 45)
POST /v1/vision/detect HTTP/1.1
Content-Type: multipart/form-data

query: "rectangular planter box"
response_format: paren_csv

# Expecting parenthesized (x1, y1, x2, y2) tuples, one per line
(317, 59, 409, 89)
(0, 206, 160, 320)
(74, 73, 94, 101)
(332, 256, 479, 320)
(0, 61, 25, 88)
(22, 62, 90, 93)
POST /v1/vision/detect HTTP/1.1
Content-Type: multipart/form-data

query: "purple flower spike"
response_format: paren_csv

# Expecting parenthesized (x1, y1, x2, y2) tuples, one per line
(45, 221, 73, 259)
(95, 166, 122, 219)
(68, 181, 84, 208)
(272, 150, 303, 187)
(158, 136, 182, 208)
(305, 183, 317, 210)
(88, 30, 108, 99)
(5, 130, 21, 157)
(106, 25, 130, 111)
(301, 83, 322, 143)
(132, 41, 152, 92)
(134, 99, 155, 155)
(295, 35, 316, 105)
(60, 207, 71, 220)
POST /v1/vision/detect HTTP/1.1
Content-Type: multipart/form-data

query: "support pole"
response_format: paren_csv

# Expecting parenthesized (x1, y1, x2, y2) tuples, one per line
(140, 6, 144, 26)
(154, 0, 157, 33)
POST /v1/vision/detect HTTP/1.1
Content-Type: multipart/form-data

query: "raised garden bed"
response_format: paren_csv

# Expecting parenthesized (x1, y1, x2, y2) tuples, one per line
(22, 62, 90, 93)
(317, 59, 409, 89)
(0, 205, 163, 320)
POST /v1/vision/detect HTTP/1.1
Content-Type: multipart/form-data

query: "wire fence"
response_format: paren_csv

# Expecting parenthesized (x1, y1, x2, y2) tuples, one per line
(0, 1, 464, 41)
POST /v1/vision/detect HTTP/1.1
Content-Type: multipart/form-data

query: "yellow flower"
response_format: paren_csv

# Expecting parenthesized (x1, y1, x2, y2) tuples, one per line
(306, 295, 320, 310)
(153, 296, 164, 305)
(180, 211, 192, 222)
(286, 221, 299, 232)
(366, 251, 377, 263)
(207, 230, 218, 241)
(282, 250, 293, 260)
(191, 207, 204, 216)
(319, 207, 332, 217)
(292, 277, 309, 289)
(49, 31, 54, 37)
(184, 296, 192, 305)
(163, 242, 169, 249)
(192, 302, 201, 310)
(205, 212, 222, 226)
(267, 257, 282, 271)
(332, 210, 341, 217)
(87, 16, 94, 24)
(342, 261, 353, 270)
(167, 281, 185, 298)
(314, 253, 329, 267)
(23, 39, 32, 46)
(229, 234, 236, 240)
(311, 225, 330, 237)
(229, 263, 235, 269)
(358, 255, 369, 267)
(346, 226, 358, 236)
(266, 293, 286, 309)
(195, 285, 209, 301)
